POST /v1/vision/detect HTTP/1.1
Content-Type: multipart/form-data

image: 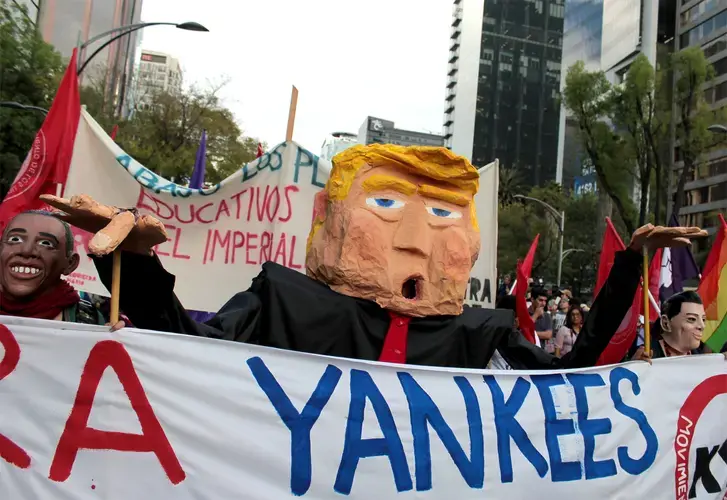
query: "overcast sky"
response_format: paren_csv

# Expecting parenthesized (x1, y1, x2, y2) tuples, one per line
(138, 0, 451, 154)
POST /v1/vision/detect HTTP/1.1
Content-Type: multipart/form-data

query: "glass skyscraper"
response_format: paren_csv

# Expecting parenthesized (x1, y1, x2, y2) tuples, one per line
(444, 0, 565, 187)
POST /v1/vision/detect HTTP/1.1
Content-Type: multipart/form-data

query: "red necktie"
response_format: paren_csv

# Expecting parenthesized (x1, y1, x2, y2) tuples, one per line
(378, 312, 411, 364)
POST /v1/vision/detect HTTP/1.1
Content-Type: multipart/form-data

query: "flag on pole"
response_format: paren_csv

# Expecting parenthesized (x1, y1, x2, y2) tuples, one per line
(659, 213, 701, 302)
(256, 142, 264, 158)
(0, 49, 81, 230)
(513, 235, 540, 344)
(189, 130, 207, 189)
(595, 218, 641, 365)
(696, 214, 727, 352)
(110, 124, 119, 141)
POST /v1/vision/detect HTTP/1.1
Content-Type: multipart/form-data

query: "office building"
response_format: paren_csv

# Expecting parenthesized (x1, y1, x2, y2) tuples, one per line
(37, 0, 143, 115)
(675, 0, 727, 239)
(358, 117, 444, 147)
(556, 0, 673, 192)
(443, 0, 565, 185)
(320, 132, 358, 161)
(134, 50, 182, 110)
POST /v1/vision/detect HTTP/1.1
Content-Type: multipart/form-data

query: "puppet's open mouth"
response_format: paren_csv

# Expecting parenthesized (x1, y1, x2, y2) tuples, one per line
(401, 277, 421, 300)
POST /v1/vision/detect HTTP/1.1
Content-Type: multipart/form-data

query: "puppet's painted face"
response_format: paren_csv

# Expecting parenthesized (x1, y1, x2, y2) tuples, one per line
(661, 302, 706, 352)
(306, 163, 479, 317)
(0, 214, 78, 300)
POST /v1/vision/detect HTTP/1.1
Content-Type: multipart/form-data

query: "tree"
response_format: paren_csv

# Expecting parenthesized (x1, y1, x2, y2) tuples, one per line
(0, 0, 64, 198)
(609, 54, 667, 227)
(498, 165, 522, 206)
(671, 46, 725, 219)
(561, 61, 638, 234)
(83, 81, 261, 185)
(497, 182, 600, 297)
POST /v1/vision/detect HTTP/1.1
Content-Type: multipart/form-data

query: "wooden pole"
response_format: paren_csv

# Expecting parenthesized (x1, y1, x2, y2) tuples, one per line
(286, 85, 298, 143)
(642, 247, 651, 357)
(109, 250, 121, 325)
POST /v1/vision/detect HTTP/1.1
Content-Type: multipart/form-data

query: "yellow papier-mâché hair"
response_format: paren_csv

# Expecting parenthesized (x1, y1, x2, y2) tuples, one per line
(306, 144, 481, 252)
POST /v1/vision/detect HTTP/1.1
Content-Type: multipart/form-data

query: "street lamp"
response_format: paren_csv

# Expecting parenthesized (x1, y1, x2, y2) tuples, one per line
(0, 101, 48, 115)
(708, 124, 727, 134)
(77, 21, 209, 75)
(514, 194, 566, 287)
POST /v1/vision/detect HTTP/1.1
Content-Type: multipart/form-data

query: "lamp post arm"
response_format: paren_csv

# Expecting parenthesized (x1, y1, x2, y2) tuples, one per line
(80, 22, 175, 52)
(78, 25, 152, 75)
(514, 194, 563, 224)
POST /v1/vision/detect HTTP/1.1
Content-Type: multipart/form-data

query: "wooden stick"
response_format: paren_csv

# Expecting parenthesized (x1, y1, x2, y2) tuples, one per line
(286, 85, 298, 143)
(109, 249, 121, 325)
(642, 246, 651, 357)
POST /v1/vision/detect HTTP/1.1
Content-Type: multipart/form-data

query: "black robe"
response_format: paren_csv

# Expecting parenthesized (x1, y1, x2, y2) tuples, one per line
(92, 249, 641, 370)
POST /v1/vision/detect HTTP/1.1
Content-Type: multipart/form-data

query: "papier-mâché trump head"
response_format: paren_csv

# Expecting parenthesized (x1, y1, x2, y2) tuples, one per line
(306, 144, 481, 317)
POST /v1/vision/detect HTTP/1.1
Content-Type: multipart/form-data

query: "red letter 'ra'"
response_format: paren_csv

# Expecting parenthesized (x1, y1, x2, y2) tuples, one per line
(49, 340, 185, 484)
(0, 324, 31, 469)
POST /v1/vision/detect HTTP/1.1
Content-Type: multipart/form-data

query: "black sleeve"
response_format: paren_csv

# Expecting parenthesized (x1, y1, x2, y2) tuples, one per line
(91, 252, 261, 342)
(497, 249, 642, 370)
(559, 248, 641, 368)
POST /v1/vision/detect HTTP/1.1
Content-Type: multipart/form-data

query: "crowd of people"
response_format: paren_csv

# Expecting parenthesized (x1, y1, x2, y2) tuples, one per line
(495, 272, 727, 365)
(0, 144, 724, 373)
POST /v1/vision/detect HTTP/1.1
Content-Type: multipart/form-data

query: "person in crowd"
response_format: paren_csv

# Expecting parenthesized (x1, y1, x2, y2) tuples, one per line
(542, 299, 558, 354)
(554, 305, 584, 357)
(530, 288, 553, 348)
(553, 297, 569, 333)
(50, 144, 705, 370)
(497, 274, 511, 300)
(0, 210, 105, 324)
(632, 291, 727, 361)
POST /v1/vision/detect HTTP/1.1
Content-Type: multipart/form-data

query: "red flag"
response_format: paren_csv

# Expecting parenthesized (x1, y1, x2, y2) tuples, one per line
(513, 235, 540, 344)
(0, 49, 81, 230)
(595, 218, 641, 365)
(110, 124, 119, 140)
(256, 142, 264, 158)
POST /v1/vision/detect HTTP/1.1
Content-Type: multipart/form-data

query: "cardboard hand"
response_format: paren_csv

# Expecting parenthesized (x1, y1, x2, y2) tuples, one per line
(40, 194, 168, 256)
(628, 224, 707, 252)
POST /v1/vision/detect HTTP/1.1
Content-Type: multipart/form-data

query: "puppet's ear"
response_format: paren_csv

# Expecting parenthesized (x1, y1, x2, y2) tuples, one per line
(312, 190, 328, 223)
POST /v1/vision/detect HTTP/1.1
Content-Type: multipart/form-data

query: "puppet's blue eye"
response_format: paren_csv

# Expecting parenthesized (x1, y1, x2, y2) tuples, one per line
(426, 206, 462, 219)
(366, 197, 405, 209)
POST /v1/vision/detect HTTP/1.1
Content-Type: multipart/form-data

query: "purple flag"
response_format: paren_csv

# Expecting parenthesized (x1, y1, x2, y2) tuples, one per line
(658, 213, 701, 302)
(187, 310, 215, 323)
(189, 129, 207, 189)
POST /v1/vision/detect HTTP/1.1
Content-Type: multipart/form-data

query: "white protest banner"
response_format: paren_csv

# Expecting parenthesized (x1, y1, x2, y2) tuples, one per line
(1, 316, 726, 499)
(61, 111, 499, 312)
(466, 159, 498, 309)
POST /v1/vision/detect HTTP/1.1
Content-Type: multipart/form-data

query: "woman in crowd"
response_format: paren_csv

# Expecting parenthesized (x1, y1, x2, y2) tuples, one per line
(554, 304, 584, 357)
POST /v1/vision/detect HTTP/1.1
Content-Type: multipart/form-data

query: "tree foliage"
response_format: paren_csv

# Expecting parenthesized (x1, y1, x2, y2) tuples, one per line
(497, 182, 600, 298)
(671, 46, 727, 218)
(562, 56, 669, 234)
(564, 48, 725, 229)
(498, 165, 522, 206)
(0, 0, 64, 198)
(82, 80, 261, 185)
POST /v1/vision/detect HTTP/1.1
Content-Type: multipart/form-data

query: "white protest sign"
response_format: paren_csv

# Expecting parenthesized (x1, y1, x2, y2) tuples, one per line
(61, 111, 499, 312)
(1, 316, 726, 499)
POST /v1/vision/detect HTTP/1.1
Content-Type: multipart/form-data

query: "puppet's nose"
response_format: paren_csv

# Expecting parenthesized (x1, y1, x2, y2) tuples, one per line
(393, 206, 431, 257)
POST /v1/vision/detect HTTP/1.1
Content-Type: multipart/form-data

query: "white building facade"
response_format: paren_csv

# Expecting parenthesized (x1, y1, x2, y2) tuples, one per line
(134, 50, 182, 110)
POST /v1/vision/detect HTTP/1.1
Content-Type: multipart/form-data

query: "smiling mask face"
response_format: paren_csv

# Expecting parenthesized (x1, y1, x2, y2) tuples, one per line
(306, 145, 480, 317)
(661, 302, 706, 352)
(0, 213, 79, 300)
